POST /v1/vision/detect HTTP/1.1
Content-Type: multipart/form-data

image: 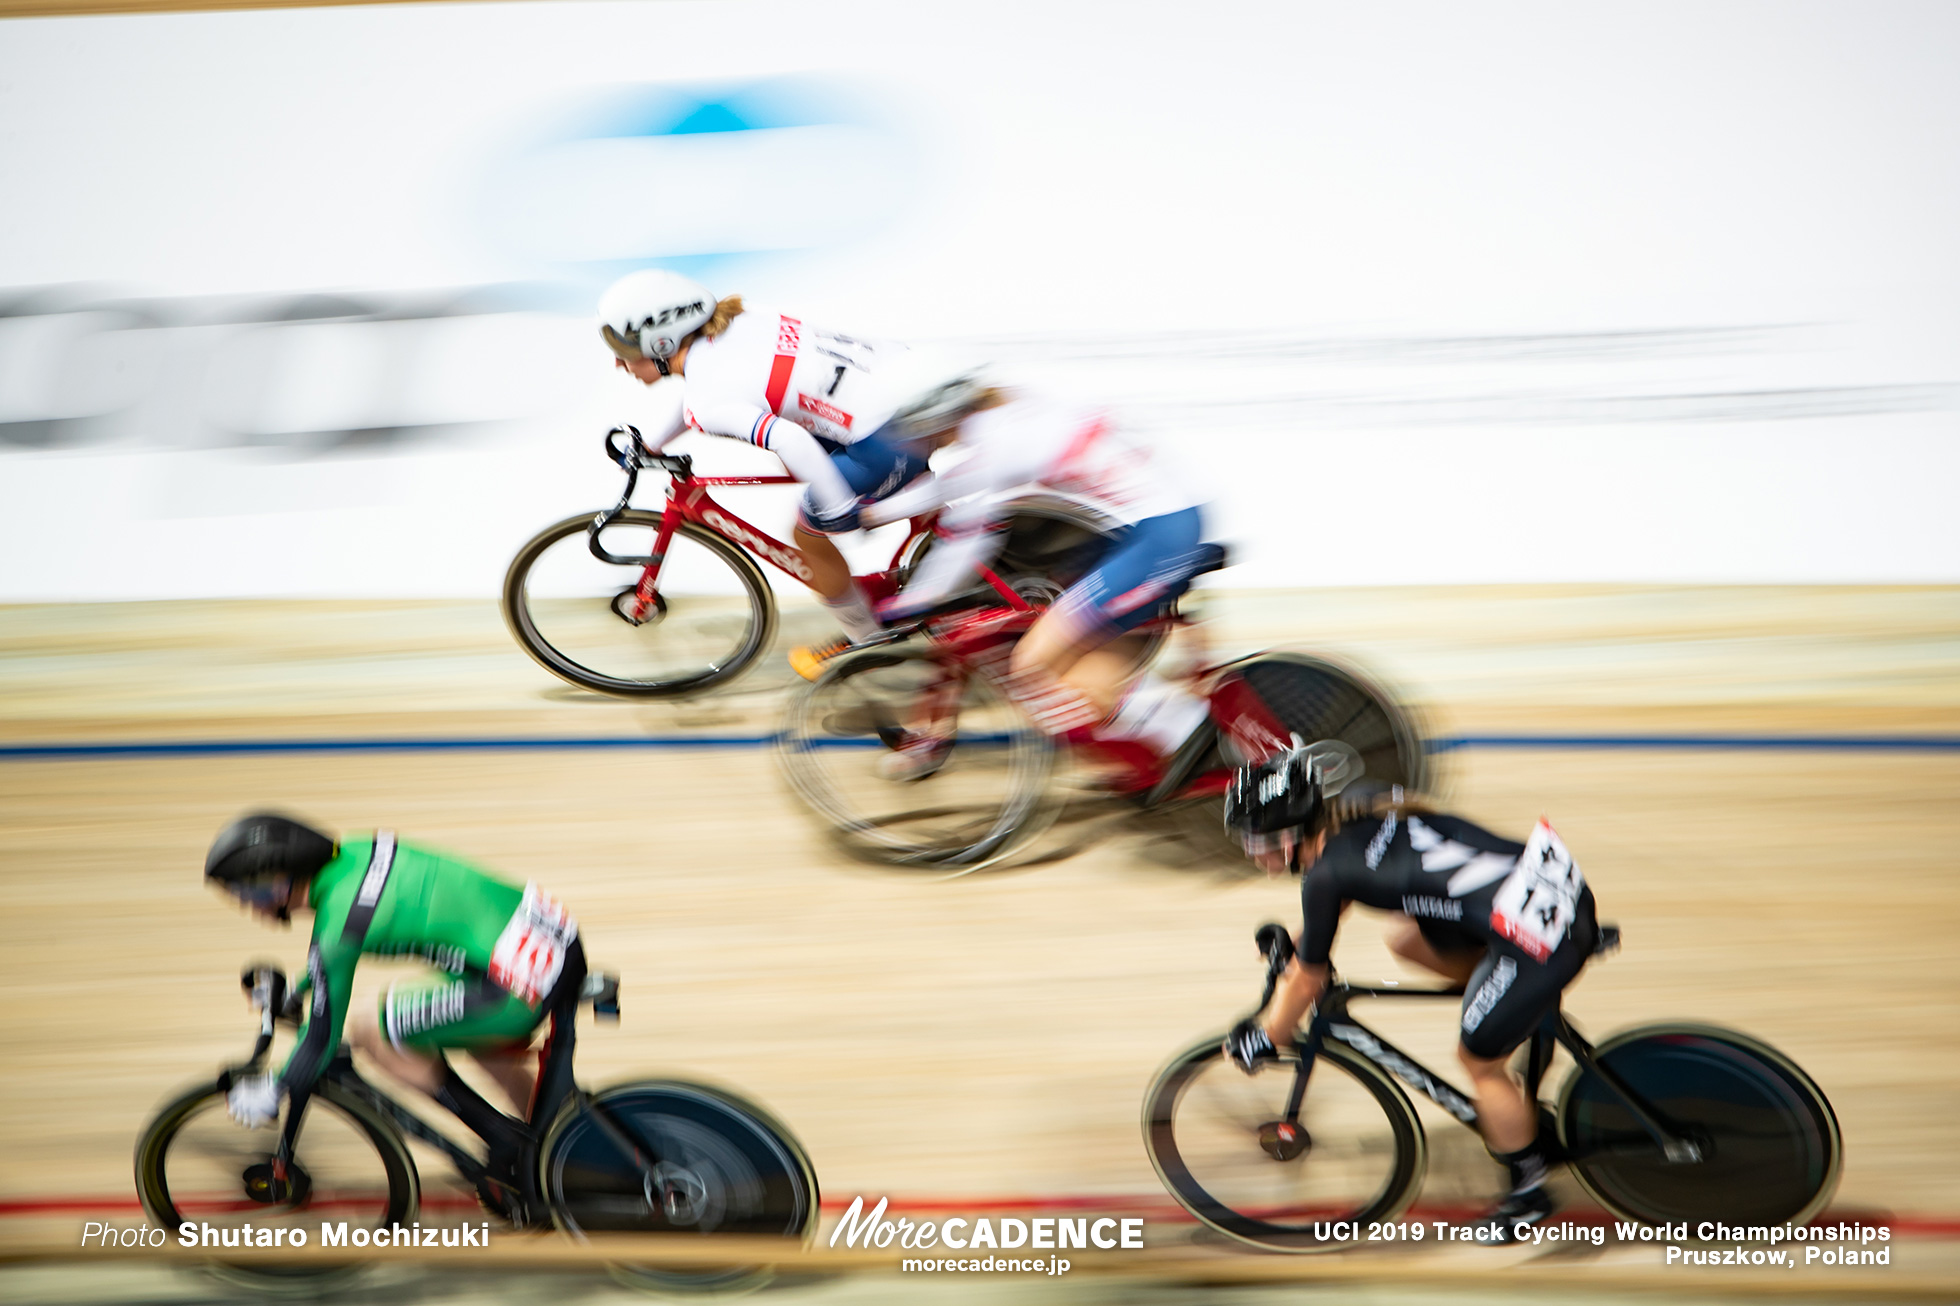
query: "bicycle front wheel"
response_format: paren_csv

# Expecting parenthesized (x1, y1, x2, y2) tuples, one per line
(777, 646, 1056, 871)
(1143, 1034, 1425, 1252)
(542, 1080, 819, 1293)
(503, 511, 777, 697)
(135, 1078, 419, 1290)
(1557, 1023, 1841, 1227)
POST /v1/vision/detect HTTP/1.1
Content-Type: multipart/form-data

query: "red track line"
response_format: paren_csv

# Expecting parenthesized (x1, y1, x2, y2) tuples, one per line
(7, 1195, 1958, 1238)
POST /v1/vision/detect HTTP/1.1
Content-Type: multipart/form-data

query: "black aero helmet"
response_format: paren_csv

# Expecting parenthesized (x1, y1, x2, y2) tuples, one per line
(1223, 740, 1367, 857)
(1224, 750, 1325, 848)
(205, 813, 337, 888)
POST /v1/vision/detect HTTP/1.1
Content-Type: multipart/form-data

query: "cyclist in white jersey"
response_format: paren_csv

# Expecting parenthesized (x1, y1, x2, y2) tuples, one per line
(861, 378, 1222, 781)
(599, 270, 930, 665)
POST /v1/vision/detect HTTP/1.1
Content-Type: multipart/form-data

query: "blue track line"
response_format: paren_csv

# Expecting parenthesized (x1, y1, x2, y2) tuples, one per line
(3, 733, 1959, 760)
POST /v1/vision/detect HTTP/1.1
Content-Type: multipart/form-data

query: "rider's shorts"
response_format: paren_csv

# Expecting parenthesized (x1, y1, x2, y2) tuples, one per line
(382, 941, 586, 1053)
(1048, 506, 1209, 641)
(1457, 893, 1597, 1060)
(798, 423, 932, 535)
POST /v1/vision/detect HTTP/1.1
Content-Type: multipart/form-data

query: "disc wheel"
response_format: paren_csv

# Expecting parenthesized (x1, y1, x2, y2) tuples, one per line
(1557, 1023, 1841, 1227)
(503, 512, 777, 697)
(1219, 652, 1431, 788)
(1144, 1034, 1425, 1251)
(777, 646, 1056, 871)
(135, 1079, 419, 1291)
(542, 1081, 819, 1294)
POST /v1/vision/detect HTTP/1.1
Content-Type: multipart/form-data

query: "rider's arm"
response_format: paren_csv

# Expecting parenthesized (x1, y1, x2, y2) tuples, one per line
(1259, 860, 1350, 1042)
(277, 929, 358, 1096)
(1263, 956, 1331, 1047)
(686, 398, 857, 523)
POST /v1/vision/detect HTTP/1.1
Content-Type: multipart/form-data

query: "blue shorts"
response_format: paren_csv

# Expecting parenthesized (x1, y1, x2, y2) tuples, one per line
(1049, 506, 1210, 640)
(798, 424, 931, 535)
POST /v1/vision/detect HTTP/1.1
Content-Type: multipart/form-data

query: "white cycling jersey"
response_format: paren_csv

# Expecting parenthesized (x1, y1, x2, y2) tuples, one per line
(866, 394, 1205, 612)
(871, 395, 1201, 529)
(639, 308, 913, 520)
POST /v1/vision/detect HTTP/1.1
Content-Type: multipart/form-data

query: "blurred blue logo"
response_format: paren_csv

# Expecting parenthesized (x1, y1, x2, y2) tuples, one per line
(477, 78, 918, 277)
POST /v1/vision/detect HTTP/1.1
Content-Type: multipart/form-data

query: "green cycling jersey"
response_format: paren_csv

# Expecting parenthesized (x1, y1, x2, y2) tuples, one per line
(281, 836, 561, 1093)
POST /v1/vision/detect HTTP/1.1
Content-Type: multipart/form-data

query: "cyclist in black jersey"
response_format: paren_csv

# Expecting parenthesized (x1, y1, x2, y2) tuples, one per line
(1220, 744, 1598, 1239)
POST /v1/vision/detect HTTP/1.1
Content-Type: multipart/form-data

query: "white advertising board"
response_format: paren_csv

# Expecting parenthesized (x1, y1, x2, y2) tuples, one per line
(1, 0, 1955, 597)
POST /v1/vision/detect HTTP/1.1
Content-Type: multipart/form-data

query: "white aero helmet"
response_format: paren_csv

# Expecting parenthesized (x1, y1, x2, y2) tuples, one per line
(886, 348, 994, 442)
(598, 270, 718, 373)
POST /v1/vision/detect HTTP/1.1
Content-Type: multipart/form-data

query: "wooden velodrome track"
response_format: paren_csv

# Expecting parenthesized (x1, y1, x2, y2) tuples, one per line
(2, 586, 1958, 1296)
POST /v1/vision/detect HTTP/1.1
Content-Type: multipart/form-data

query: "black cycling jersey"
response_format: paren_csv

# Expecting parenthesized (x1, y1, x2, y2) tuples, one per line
(1300, 808, 1599, 1058)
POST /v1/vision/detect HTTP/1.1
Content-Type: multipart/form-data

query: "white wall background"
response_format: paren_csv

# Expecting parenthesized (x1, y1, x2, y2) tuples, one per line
(0, 0, 1956, 597)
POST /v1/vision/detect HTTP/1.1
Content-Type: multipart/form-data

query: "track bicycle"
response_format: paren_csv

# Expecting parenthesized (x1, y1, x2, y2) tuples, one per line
(777, 578, 1432, 871)
(502, 426, 1137, 697)
(135, 964, 818, 1292)
(1143, 924, 1841, 1251)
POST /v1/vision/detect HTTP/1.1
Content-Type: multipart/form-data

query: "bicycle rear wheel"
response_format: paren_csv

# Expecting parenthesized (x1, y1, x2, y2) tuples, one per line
(777, 647, 1056, 871)
(542, 1080, 818, 1293)
(135, 1078, 419, 1291)
(1217, 652, 1430, 788)
(1143, 1035, 1424, 1252)
(1557, 1023, 1841, 1227)
(503, 511, 777, 697)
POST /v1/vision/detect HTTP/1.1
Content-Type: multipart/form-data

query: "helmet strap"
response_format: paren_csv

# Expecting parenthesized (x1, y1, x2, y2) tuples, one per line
(653, 356, 671, 377)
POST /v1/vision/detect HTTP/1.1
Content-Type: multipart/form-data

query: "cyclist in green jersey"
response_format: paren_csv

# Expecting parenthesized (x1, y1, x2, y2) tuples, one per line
(204, 813, 584, 1189)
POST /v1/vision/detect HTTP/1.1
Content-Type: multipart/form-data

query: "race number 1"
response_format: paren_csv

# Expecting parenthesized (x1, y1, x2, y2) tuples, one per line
(1489, 820, 1584, 960)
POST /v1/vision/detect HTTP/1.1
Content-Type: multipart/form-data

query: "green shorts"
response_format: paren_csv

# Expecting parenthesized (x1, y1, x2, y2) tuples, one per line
(381, 975, 542, 1052)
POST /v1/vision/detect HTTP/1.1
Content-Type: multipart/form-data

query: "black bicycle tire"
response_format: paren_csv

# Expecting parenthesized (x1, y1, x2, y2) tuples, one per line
(1555, 1022, 1842, 1228)
(777, 646, 1058, 872)
(1143, 1033, 1426, 1252)
(134, 1077, 420, 1291)
(502, 512, 778, 698)
(540, 1079, 819, 1293)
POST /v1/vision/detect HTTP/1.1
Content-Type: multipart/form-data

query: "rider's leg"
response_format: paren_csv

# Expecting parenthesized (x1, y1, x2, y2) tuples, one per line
(1455, 937, 1592, 1235)
(1458, 1045, 1537, 1153)
(351, 1006, 445, 1095)
(365, 980, 543, 1152)
(794, 430, 933, 649)
(1005, 507, 1210, 734)
(1386, 915, 1483, 985)
(466, 1045, 538, 1116)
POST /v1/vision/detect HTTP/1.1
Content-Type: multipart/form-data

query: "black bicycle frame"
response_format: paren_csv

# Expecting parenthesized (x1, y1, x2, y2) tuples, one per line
(1284, 983, 1704, 1164)
(245, 976, 674, 1219)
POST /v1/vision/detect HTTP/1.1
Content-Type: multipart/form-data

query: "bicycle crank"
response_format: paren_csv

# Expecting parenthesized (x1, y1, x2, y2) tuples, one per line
(1257, 1120, 1311, 1162)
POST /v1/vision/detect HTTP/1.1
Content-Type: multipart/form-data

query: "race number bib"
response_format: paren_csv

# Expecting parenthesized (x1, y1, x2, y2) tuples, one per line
(1489, 820, 1585, 961)
(488, 885, 578, 1004)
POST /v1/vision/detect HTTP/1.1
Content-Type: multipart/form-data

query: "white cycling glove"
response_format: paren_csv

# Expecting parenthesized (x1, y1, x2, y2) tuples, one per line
(226, 1074, 284, 1129)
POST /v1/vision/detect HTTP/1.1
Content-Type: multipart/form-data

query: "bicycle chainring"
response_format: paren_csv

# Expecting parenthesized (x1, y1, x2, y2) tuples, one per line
(1257, 1120, 1311, 1162)
(241, 1160, 312, 1207)
(610, 587, 667, 628)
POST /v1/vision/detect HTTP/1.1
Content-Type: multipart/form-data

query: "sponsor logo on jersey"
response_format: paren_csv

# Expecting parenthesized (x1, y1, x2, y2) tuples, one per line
(1401, 894, 1462, 921)
(1460, 956, 1518, 1032)
(702, 508, 814, 582)
(796, 393, 853, 430)
(356, 832, 397, 908)
(1364, 812, 1398, 870)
